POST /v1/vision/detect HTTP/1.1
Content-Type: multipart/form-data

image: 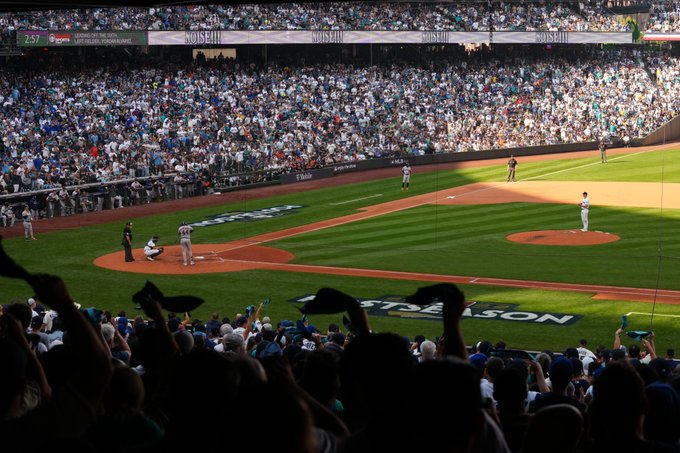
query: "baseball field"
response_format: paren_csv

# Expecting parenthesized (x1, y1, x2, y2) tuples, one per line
(4, 142, 680, 353)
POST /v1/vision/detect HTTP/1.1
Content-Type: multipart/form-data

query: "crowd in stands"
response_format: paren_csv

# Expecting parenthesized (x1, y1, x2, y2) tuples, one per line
(0, 2, 629, 32)
(1, 46, 679, 210)
(646, 0, 680, 32)
(2, 267, 680, 452)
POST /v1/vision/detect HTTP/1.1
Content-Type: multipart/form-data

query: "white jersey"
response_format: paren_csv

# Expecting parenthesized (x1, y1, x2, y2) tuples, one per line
(581, 197, 590, 210)
(402, 165, 411, 183)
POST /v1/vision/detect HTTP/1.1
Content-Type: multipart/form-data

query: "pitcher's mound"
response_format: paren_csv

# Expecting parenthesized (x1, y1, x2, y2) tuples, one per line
(507, 230, 620, 246)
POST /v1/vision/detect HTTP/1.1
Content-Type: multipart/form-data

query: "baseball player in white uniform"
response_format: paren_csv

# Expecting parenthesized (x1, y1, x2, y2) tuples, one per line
(580, 192, 590, 232)
(401, 163, 411, 190)
(178, 221, 194, 266)
(144, 236, 164, 261)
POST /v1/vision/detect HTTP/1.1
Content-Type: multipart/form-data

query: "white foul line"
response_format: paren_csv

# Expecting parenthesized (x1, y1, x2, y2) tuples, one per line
(330, 194, 383, 205)
(625, 311, 680, 319)
(523, 146, 667, 181)
(443, 145, 670, 201)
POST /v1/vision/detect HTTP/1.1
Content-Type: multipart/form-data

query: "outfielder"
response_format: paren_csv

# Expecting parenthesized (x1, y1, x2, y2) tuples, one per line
(580, 192, 590, 232)
(178, 221, 194, 266)
(401, 163, 411, 190)
(144, 236, 164, 261)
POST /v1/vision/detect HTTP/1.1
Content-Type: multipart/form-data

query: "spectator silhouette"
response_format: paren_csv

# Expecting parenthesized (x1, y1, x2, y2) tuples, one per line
(494, 366, 533, 453)
(586, 361, 680, 453)
(0, 275, 113, 451)
(523, 404, 584, 453)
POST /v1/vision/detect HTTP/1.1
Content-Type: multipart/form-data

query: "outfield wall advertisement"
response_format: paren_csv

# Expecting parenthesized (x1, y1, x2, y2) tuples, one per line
(16, 30, 631, 46)
(643, 33, 680, 41)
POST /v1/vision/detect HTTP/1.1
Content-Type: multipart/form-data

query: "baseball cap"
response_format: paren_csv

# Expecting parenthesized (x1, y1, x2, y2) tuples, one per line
(261, 341, 282, 358)
(469, 353, 488, 369)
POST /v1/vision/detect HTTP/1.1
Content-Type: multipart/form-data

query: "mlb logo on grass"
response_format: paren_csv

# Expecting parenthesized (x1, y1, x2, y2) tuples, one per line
(190, 205, 304, 227)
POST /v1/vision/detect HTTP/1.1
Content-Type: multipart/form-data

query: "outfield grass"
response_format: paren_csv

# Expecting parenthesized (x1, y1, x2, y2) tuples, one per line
(3, 147, 680, 353)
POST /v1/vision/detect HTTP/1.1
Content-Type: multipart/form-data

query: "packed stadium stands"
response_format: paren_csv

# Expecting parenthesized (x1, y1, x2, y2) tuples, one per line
(3, 2, 680, 452)
(0, 2, 629, 32)
(2, 45, 679, 220)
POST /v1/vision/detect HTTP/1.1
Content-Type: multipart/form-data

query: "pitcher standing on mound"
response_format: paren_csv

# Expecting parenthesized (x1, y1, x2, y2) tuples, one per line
(580, 192, 590, 232)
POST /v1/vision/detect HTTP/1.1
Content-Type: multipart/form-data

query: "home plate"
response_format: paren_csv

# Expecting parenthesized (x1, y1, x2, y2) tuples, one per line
(195, 256, 206, 260)
(446, 196, 456, 199)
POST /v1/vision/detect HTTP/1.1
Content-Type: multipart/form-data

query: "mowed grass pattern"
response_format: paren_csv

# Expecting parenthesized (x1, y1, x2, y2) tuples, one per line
(3, 147, 680, 352)
(274, 202, 680, 289)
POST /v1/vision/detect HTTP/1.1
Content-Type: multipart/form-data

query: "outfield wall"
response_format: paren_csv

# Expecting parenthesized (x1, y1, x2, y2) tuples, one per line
(277, 141, 598, 184)
(0, 140, 605, 209)
(0, 134, 670, 211)
(642, 115, 680, 146)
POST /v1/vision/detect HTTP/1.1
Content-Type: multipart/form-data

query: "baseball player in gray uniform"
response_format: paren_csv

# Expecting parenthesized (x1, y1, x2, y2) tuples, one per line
(22, 205, 36, 240)
(580, 192, 590, 232)
(178, 221, 194, 266)
(401, 163, 411, 190)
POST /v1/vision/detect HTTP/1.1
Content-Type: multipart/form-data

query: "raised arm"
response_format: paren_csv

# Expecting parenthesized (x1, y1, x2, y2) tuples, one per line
(642, 333, 656, 360)
(12, 274, 114, 439)
(613, 327, 623, 351)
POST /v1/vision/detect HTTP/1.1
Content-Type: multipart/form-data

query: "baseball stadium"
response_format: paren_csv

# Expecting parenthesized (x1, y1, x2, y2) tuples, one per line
(3, 1, 680, 450)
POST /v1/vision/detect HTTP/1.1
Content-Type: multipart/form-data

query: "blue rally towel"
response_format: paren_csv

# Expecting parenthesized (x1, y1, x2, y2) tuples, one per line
(626, 331, 652, 341)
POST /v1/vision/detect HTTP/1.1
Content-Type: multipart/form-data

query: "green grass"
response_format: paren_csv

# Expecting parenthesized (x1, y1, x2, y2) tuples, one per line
(4, 147, 680, 353)
(273, 203, 680, 289)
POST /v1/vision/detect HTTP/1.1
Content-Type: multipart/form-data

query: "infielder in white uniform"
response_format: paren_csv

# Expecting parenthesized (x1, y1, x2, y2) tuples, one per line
(178, 221, 194, 266)
(144, 236, 164, 261)
(401, 163, 411, 190)
(580, 192, 590, 232)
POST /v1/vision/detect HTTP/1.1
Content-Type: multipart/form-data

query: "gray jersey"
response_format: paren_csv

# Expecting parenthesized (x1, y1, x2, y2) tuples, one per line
(178, 225, 193, 239)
